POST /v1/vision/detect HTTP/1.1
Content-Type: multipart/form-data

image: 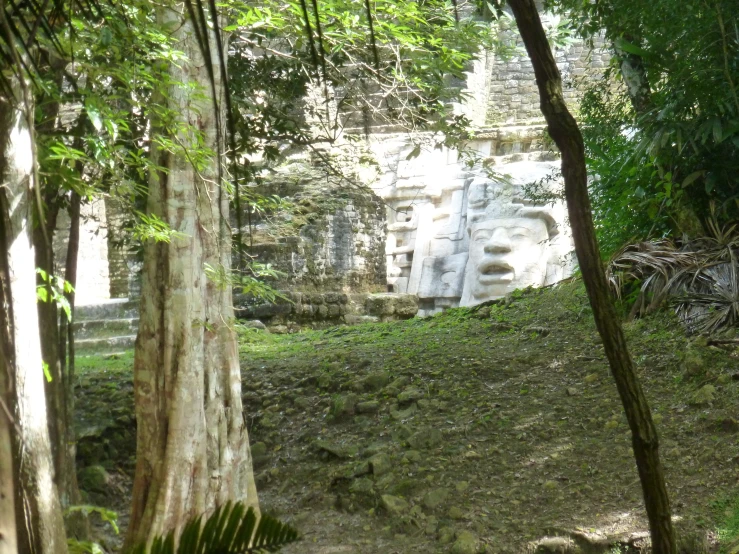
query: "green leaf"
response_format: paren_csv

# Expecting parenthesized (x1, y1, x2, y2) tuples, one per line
(127, 502, 298, 554)
(36, 286, 49, 303)
(65, 505, 119, 535)
(86, 105, 103, 133)
(42, 361, 52, 383)
(100, 26, 112, 46)
(712, 119, 723, 143)
(59, 296, 72, 321)
(614, 37, 650, 58)
(681, 170, 705, 188)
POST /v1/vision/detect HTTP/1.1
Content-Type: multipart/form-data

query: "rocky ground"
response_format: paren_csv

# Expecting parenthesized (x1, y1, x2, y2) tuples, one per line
(75, 281, 739, 553)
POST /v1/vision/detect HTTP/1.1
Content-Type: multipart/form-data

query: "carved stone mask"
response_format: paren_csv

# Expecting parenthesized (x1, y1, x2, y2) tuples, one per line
(464, 217, 550, 303)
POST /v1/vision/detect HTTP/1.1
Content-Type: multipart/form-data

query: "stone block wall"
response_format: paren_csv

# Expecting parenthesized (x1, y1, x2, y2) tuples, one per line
(246, 157, 387, 293)
(234, 291, 418, 330)
(104, 196, 138, 299)
(53, 4, 607, 317)
(485, 11, 609, 125)
(53, 198, 113, 305)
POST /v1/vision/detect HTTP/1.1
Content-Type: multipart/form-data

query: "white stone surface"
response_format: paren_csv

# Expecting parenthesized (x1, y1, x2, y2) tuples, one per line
(369, 135, 574, 314)
(75, 199, 111, 305)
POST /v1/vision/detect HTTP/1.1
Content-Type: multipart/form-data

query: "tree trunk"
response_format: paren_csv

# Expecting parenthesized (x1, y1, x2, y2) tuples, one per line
(29, 55, 89, 538)
(60, 191, 88, 538)
(507, 1, 677, 553)
(0, 278, 18, 554)
(124, 5, 259, 548)
(32, 157, 88, 538)
(0, 77, 68, 554)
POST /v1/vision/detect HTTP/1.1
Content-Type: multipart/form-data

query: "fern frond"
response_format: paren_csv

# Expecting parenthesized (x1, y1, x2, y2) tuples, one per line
(127, 502, 299, 554)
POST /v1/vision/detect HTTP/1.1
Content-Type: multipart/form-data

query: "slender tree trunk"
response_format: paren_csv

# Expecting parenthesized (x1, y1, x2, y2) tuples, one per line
(59, 191, 87, 538)
(33, 201, 60, 452)
(32, 139, 88, 537)
(61, 191, 81, 438)
(507, 1, 677, 553)
(124, 5, 258, 548)
(0, 77, 68, 554)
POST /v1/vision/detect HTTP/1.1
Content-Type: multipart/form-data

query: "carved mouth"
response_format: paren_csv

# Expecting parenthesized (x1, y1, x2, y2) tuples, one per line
(478, 259, 514, 283)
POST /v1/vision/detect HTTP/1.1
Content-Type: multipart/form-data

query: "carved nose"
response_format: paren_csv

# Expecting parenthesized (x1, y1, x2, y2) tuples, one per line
(484, 228, 511, 253)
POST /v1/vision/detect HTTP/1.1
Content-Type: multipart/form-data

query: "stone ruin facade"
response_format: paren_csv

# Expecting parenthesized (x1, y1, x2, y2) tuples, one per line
(53, 197, 139, 306)
(369, 128, 574, 316)
(60, 6, 607, 326)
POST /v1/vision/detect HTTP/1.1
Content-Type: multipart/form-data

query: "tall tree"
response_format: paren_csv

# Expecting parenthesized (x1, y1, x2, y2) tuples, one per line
(0, 74, 68, 553)
(507, 0, 677, 552)
(124, 3, 258, 547)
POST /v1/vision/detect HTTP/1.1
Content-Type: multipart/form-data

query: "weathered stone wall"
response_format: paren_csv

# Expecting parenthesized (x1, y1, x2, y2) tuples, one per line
(59, 5, 607, 321)
(52, 197, 139, 303)
(53, 199, 112, 305)
(485, 11, 609, 125)
(245, 155, 387, 293)
(367, 127, 573, 316)
(234, 291, 418, 331)
(104, 197, 137, 299)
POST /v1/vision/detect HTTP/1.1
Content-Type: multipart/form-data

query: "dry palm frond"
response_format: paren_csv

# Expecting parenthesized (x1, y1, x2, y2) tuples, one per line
(607, 239, 699, 300)
(674, 262, 739, 333)
(607, 218, 739, 333)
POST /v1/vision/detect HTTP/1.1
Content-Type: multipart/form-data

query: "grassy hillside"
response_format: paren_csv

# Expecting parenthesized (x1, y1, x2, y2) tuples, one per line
(76, 281, 739, 552)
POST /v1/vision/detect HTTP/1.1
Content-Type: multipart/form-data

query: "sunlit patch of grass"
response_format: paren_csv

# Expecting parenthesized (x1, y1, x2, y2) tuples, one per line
(76, 350, 134, 375)
(713, 493, 739, 551)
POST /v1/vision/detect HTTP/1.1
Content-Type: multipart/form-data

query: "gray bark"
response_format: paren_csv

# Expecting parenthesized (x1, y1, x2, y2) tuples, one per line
(124, 6, 258, 548)
(0, 77, 68, 554)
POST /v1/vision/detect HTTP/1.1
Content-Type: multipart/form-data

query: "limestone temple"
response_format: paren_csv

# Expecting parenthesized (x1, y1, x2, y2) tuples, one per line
(65, 6, 608, 332)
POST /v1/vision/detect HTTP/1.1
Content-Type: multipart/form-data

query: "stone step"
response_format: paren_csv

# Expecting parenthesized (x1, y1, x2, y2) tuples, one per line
(76, 298, 139, 321)
(73, 318, 139, 339)
(76, 335, 137, 355)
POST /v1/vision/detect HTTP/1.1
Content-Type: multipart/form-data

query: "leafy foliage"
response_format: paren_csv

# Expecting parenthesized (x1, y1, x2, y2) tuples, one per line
(578, 81, 674, 257)
(66, 505, 120, 554)
(555, 0, 739, 253)
(225, 0, 498, 251)
(36, 268, 74, 320)
(229, 0, 493, 139)
(205, 261, 289, 303)
(132, 213, 187, 244)
(126, 503, 298, 554)
(66, 504, 120, 535)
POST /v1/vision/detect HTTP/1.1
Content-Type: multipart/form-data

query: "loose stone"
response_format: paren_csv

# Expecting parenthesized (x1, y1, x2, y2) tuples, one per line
(380, 494, 409, 516)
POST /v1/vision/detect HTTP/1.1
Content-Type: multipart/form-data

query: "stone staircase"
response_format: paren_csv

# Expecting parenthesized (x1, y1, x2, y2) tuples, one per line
(75, 298, 139, 355)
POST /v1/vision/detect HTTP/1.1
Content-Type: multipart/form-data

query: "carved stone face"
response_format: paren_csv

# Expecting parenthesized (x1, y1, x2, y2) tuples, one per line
(465, 217, 549, 302)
